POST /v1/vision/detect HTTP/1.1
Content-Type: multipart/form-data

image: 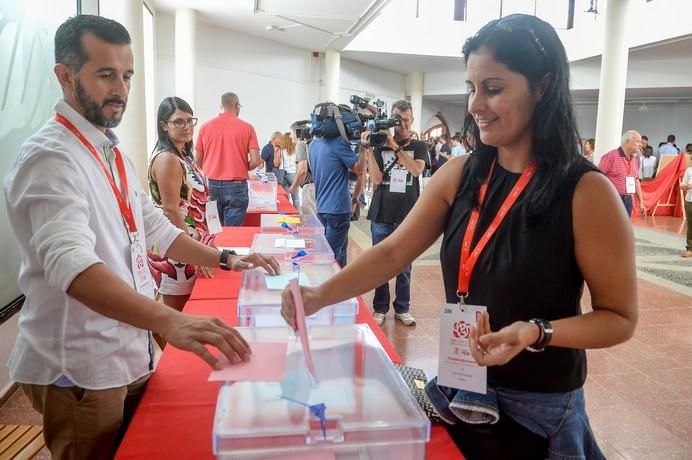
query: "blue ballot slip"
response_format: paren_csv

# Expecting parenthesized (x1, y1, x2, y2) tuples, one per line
(264, 272, 310, 290)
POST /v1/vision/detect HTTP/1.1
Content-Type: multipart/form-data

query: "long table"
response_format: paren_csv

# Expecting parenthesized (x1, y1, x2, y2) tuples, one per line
(115, 226, 464, 459)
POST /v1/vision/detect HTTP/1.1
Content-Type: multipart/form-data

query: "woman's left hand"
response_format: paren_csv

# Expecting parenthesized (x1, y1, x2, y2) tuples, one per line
(468, 312, 540, 367)
(197, 265, 215, 278)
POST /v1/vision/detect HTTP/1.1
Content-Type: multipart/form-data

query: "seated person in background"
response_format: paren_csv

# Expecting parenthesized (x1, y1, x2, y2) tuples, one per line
(282, 14, 637, 460)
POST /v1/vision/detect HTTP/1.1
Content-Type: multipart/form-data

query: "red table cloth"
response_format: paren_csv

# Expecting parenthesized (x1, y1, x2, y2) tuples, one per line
(116, 228, 464, 459)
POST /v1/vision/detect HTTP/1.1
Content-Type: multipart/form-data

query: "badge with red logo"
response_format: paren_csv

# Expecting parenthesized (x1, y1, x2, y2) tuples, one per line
(437, 303, 487, 394)
(130, 234, 154, 299)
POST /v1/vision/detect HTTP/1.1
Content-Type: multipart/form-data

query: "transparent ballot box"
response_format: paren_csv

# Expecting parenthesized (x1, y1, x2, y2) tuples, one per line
(213, 325, 431, 459)
(250, 233, 334, 264)
(259, 213, 325, 235)
(248, 178, 278, 212)
(238, 262, 358, 327)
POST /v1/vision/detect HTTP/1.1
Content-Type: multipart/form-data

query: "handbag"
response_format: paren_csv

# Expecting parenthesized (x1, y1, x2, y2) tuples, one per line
(394, 364, 441, 423)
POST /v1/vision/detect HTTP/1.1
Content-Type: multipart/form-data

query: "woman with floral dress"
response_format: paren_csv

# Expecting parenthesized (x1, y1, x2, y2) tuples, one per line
(148, 97, 215, 324)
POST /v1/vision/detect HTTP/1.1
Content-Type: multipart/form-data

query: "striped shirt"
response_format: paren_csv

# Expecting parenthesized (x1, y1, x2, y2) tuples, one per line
(599, 147, 639, 195)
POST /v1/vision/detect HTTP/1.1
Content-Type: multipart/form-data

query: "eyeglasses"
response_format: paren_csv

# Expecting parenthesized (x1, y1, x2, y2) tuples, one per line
(494, 15, 548, 58)
(166, 117, 198, 128)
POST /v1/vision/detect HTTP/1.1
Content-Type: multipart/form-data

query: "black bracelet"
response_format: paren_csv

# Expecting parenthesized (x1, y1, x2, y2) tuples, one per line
(526, 318, 553, 352)
(218, 249, 237, 271)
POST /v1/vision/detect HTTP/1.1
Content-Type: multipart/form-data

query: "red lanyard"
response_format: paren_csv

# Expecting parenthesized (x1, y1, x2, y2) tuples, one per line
(457, 158, 537, 298)
(54, 114, 138, 233)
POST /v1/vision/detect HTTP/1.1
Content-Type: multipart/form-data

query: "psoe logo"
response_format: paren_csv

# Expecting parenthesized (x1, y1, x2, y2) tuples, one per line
(452, 320, 471, 339)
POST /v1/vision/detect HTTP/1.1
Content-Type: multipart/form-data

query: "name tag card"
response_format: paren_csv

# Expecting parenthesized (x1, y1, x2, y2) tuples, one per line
(625, 176, 636, 194)
(205, 200, 223, 234)
(131, 234, 154, 298)
(437, 303, 487, 394)
(389, 168, 407, 193)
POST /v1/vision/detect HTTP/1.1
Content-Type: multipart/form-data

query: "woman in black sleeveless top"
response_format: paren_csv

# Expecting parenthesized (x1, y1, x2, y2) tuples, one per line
(281, 14, 637, 460)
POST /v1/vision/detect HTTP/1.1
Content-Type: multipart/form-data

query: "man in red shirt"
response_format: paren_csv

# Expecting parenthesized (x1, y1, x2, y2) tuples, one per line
(196, 92, 261, 226)
(599, 130, 645, 217)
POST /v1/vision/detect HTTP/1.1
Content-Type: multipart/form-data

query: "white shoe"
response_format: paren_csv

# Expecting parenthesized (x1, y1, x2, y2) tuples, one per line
(373, 312, 386, 326)
(395, 312, 416, 326)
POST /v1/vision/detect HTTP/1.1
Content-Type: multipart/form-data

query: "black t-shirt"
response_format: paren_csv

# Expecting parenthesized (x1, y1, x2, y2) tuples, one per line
(440, 159, 595, 393)
(367, 139, 429, 224)
(261, 142, 275, 172)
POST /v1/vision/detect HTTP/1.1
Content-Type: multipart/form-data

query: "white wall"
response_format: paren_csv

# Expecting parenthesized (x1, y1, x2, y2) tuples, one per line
(574, 102, 692, 152)
(155, 13, 407, 144)
(421, 100, 466, 135)
(339, 59, 405, 113)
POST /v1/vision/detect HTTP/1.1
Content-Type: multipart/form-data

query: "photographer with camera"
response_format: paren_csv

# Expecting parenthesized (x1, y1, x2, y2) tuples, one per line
(362, 100, 428, 326)
(309, 104, 367, 267)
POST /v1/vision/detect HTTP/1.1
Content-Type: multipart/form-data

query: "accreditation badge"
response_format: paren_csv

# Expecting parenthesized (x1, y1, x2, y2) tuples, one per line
(205, 200, 223, 234)
(389, 168, 407, 193)
(437, 303, 487, 394)
(625, 176, 636, 194)
(130, 234, 154, 298)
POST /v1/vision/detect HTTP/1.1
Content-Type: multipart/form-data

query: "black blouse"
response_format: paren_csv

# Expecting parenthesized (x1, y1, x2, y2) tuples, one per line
(440, 159, 595, 393)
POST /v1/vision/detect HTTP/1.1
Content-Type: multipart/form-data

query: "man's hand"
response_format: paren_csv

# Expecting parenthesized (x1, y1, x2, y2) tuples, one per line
(160, 312, 251, 369)
(639, 204, 646, 216)
(231, 252, 281, 275)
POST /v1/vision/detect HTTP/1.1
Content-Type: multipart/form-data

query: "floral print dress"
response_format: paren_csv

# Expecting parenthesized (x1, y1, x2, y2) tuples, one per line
(147, 150, 215, 295)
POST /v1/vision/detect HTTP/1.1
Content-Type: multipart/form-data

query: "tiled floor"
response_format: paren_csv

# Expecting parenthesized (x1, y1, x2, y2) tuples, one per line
(348, 215, 692, 460)
(1, 216, 690, 460)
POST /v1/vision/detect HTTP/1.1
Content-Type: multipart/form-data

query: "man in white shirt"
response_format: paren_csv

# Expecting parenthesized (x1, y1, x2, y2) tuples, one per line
(4, 15, 279, 459)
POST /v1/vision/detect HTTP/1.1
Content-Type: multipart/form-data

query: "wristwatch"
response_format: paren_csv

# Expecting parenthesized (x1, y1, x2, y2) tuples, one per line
(526, 318, 553, 352)
(393, 146, 402, 155)
(219, 248, 237, 271)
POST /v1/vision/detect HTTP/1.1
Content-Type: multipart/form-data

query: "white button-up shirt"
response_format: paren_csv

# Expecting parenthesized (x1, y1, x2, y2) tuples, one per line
(4, 100, 182, 389)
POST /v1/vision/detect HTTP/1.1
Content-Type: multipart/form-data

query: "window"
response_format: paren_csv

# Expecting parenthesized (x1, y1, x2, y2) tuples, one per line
(455, 0, 575, 29)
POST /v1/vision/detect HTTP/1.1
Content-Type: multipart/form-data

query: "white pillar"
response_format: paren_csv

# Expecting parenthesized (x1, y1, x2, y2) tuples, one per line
(324, 49, 341, 104)
(409, 72, 424, 135)
(101, 0, 148, 187)
(593, 0, 631, 164)
(175, 8, 196, 108)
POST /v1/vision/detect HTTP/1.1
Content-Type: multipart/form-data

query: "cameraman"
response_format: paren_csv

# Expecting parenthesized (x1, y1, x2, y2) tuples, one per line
(289, 123, 316, 215)
(310, 126, 366, 268)
(363, 100, 428, 326)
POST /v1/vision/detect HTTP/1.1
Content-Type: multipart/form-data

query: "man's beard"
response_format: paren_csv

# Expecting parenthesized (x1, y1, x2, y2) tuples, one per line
(74, 79, 127, 128)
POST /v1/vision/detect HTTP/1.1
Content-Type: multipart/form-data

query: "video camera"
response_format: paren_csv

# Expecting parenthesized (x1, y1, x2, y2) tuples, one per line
(292, 120, 311, 141)
(349, 95, 400, 148)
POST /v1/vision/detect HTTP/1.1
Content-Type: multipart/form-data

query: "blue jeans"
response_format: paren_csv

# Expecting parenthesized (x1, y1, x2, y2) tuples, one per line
(209, 180, 248, 227)
(284, 172, 300, 209)
(621, 194, 632, 216)
(426, 380, 604, 460)
(317, 213, 350, 267)
(371, 221, 411, 314)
